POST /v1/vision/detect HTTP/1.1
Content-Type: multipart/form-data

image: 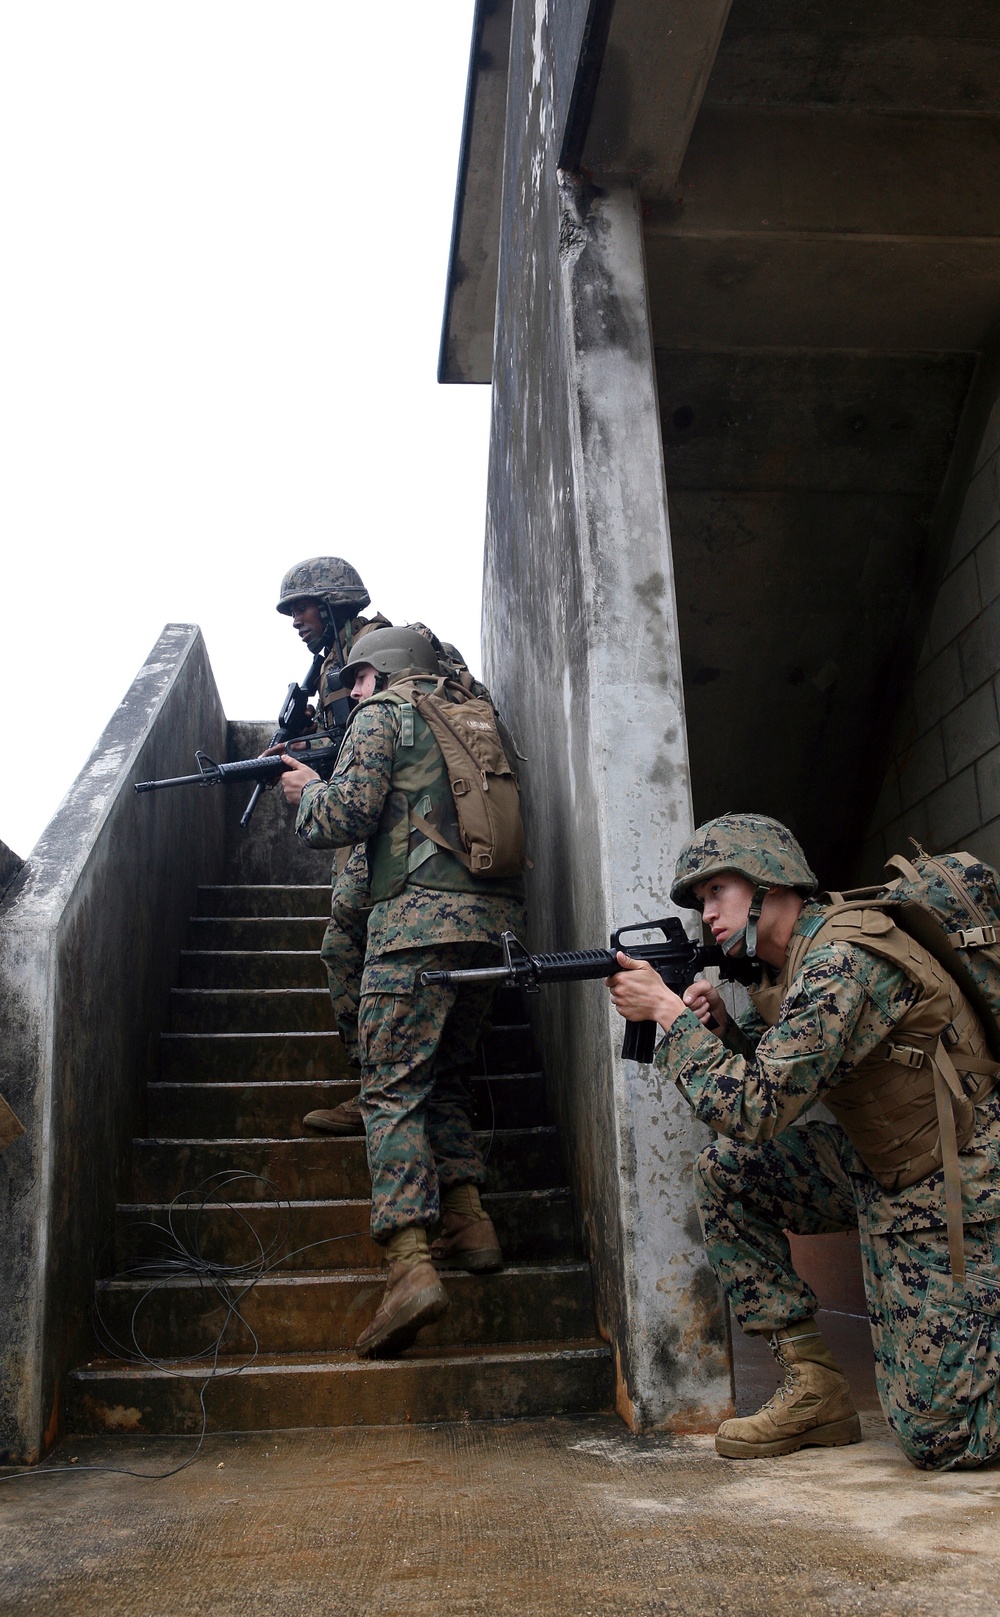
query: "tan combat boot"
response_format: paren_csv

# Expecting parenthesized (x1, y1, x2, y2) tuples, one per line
(430, 1183, 504, 1273)
(302, 1094, 365, 1135)
(716, 1321, 862, 1459)
(354, 1228, 449, 1359)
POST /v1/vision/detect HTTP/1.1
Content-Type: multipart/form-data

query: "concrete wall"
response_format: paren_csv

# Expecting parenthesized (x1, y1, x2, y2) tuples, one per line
(483, 0, 732, 1432)
(864, 350, 1000, 877)
(223, 722, 334, 886)
(0, 840, 24, 904)
(0, 625, 226, 1462)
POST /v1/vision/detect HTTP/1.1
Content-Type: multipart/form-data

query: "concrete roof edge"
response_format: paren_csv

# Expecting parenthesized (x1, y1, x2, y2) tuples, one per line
(438, 0, 491, 384)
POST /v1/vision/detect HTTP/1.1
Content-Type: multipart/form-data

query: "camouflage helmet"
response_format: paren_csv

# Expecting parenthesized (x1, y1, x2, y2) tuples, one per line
(671, 813, 817, 910)
(275, 557, 371, 617)
(340, 625, 439, 686)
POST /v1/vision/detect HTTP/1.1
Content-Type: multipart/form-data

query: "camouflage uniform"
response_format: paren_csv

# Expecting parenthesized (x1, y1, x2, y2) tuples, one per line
(315, 617, 489, 1060)
(314, 613, 392, 1057)
(296, 697, 524, 1240)
(657, 897, 1000, 1470)
(276, 557, 390, 1056)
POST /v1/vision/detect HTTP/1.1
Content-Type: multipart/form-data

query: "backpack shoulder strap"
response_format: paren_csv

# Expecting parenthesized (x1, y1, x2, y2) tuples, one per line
(813, 894, 1000, 1063)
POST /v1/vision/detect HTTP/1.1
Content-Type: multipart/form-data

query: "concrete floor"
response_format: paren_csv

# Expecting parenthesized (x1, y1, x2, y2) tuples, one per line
(1, 1408, 998, 1616)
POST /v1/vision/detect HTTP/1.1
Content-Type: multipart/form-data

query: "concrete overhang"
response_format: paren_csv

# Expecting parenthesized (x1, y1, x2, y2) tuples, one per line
(438, 0, 513, 385)
(439, 0, 736, 383)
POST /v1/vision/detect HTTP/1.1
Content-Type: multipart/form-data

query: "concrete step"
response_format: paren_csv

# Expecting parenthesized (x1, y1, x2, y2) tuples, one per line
(177, 952, 530, 1025)
(114, 1189, 577, 1271)
(66, 1341, 614, 1435)
(94, 1263, 596, 1356)
(130, 1127, 563, 1202)
(167, 990, 537, 1053)
(196, 885, 332, 918)
(169, 988, 336, 1034)
(147, 1072, 547, 1137)
(187, 916, 328, 951)
(159, 1032, 350, 1083)
(179, 951, 329, 990)
(159, 1024, 535, 1078)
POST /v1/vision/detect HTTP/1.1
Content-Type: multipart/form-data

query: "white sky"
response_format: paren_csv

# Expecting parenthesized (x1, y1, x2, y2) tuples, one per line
(0, 2, 491, 858)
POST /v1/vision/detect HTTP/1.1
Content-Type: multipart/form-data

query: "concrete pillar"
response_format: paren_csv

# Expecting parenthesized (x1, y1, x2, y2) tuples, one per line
(482, 0, 732, 1430)
(565, 175, 735, 1429)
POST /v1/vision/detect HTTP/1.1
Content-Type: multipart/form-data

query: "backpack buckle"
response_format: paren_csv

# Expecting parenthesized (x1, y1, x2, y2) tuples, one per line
(887, 1042, 925, 1070)
(950, 925, 999, 949)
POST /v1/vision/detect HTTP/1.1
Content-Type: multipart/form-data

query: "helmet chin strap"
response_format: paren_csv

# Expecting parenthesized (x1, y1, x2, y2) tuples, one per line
(721, 884, 770, 961)
(315, 600, 353, 656)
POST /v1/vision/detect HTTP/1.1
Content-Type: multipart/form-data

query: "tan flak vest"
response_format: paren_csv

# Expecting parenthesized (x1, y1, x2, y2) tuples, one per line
(750, 904, 1000, 1282)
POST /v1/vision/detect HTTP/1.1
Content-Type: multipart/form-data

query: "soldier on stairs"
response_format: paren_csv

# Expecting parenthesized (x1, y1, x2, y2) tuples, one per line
(275, 559, 502, 1143)
(278, 626, 527, 1357)
(605, 813, 1000, 1472)
(275, 557, 390, 1136)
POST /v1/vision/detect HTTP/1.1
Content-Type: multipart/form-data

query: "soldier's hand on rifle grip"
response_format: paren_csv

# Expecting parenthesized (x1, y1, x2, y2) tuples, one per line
(605, 952, 686, 1032)
(278, 752, 322, 807)
(682, 978, 728, 1033)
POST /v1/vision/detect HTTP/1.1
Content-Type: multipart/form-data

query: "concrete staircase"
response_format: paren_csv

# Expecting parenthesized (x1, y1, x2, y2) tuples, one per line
(66, 880, 612, 1434)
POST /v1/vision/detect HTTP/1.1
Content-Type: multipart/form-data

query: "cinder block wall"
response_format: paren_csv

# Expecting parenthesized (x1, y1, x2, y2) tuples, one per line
(863, 367, 1000, 877)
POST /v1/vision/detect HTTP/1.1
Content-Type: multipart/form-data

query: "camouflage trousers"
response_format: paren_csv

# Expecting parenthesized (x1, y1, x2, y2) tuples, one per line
(319, 844, 371, 1063)
(357, 942, 496, 1242)
(695, 1121, 1000, 1471)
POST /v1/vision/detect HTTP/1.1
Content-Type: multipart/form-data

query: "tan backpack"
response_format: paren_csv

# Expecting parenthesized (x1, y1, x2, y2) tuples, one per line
(393, 677, 526, 879)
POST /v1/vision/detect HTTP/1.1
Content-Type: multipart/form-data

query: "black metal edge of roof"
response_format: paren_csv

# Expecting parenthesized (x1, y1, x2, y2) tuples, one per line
(438, 0, 493, 385)
(559, 0, 616, 172)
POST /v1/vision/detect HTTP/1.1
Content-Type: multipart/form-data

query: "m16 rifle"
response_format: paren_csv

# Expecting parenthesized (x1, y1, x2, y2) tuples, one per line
(421, 917, 759, 1063)
(134, 732, 340, 800)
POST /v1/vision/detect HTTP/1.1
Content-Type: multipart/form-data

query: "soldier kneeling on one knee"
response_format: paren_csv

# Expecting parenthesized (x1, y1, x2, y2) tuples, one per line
(606, 812, 1000, 1472)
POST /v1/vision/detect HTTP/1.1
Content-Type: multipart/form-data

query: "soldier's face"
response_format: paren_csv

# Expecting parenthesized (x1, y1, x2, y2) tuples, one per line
(290, 600, 324, 644)
(350, 664, 377, 700)
(693, 872, 756, 947)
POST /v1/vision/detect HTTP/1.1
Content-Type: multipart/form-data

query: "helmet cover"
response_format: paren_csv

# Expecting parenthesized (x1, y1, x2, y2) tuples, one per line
(670, 813, 818, 910)
(276, 557, 371, 616)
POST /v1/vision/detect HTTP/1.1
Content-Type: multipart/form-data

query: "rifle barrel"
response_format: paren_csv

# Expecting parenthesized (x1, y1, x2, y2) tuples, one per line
(134, 774, 208, 792)
(421, 965, 514, 986)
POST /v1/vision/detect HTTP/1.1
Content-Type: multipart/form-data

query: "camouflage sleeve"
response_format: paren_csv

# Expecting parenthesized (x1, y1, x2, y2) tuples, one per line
(294, 703, 397, 849)
(720, 1015, 762, 1061)
(656, 942, 911, 1142)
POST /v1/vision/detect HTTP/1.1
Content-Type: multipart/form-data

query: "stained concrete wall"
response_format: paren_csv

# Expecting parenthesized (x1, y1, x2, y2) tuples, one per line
(222, 722, 334, 886)
(482, 0, 732, 1432)
(0, 840, 24, 904)
(864, 349, 1000, 877)
(0, 625, 226, 1461)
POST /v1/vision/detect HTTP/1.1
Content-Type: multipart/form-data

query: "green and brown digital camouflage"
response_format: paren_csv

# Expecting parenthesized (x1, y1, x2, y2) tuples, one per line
(275, 556, 371, 617)
(295, 699, 523, 957)
(358, 941, 499, 1238)
(657, 897, 1000, 1470)
(319, 843, 372, 1057)
(315, 612, 391, 733)
(670, 812, 818, 909)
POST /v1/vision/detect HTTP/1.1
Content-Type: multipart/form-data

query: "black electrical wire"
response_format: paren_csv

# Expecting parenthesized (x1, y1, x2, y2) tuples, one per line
(2, 1002, 517, 1487)
(0, 1169, 360, 1485)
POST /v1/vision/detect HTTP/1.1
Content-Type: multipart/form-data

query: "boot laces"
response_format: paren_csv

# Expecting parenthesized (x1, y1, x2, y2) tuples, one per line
(766, 1330, 822, 1409)
(765, 1337, 797, 1406)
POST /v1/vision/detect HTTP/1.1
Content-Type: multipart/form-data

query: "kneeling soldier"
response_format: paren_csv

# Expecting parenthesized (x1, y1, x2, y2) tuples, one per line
(606, 813, 1000, 1471)
(279, 627, 526, 1357)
